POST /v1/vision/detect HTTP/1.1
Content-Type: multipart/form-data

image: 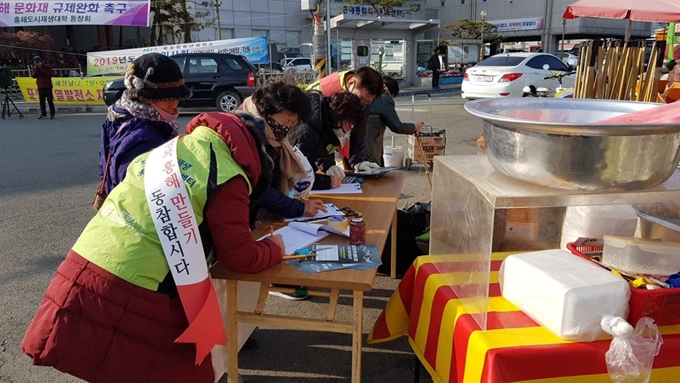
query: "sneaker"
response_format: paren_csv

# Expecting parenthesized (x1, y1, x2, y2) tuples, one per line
(50, 115, 55, 119)
(37, 115, 46, 119)
(268, 286, 309, 300)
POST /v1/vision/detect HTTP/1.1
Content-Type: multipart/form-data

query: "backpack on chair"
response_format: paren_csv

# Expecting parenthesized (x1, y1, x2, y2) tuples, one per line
(379, 202, 431, 278)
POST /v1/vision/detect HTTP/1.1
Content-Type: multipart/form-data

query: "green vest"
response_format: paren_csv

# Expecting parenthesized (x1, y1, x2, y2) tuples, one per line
(73, 127, 251, 291)
(306, 70, 352, 93)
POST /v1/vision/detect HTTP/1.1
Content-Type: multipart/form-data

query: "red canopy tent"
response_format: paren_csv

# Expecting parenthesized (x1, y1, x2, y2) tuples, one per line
(563, 0, 680, 41)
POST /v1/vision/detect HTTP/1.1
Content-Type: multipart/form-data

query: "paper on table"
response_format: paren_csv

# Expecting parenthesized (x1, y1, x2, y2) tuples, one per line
(259, 226, 329, 255)
(288, 221, 350, 237)
(282, 203, 346, 223)
(310, 183, 363, 195)
(310, 245, 358, 262)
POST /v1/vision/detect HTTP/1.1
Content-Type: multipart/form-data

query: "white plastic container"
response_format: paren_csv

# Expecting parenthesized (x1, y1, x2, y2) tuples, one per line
(383, 136, 404, 169)
(500, 249, 630, 341)
(603, 235, 680, 276)
(559, 205, 638, 251)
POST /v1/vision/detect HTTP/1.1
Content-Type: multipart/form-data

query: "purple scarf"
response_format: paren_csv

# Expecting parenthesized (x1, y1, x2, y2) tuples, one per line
(115, 90, 181, 136)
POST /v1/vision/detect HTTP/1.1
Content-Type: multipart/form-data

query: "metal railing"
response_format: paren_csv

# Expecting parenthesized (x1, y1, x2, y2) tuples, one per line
(256, 70, 320, 87)
(4, 68, 82, 101)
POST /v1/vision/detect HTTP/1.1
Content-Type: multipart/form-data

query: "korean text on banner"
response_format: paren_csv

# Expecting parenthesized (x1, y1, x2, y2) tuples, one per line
(0, 0, 150, 28)
(16, 77, 117, 105)
(87, 36, 269, 76)
(491, 17, 544, 32)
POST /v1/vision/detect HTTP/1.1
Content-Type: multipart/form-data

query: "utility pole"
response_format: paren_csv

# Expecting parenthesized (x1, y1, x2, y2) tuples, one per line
(312, 5, 327, 76)
(541, 0, 554, 52)
(213, 1, 222, 40)
(325, 0, 332, 74)
(480, 10, 487, 62)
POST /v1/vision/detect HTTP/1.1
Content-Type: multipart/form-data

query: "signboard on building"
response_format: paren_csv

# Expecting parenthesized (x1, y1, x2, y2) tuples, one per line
(0, 0, 150, 27)
(491, 18, 544, 32)
(86, 36, 269, 76)
(16, 76, 116, 105)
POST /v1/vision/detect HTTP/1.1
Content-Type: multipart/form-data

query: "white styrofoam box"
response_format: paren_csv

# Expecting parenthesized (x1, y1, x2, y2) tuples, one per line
(560, 205, 639, 251)
(500, 249, 630, 342)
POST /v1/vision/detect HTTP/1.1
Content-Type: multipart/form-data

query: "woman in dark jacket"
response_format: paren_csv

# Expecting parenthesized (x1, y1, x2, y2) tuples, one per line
(288, 91, 365, 190)
(366, 76, 424, 165)
(240, 82, 326, 221)
(99, 53, 191, 195)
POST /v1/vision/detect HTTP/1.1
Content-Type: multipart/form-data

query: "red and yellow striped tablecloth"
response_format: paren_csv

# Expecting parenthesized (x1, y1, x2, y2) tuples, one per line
(368, 253, 680, 383)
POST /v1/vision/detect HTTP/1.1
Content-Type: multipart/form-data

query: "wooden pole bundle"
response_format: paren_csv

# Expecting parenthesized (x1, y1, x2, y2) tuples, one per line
(574, 39, 663, 102)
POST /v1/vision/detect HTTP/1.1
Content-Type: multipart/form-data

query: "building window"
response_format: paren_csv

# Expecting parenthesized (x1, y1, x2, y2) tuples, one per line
(215, 28, 234, 40)
(252, 29, 269, 37)
(285, 31, 301, 48)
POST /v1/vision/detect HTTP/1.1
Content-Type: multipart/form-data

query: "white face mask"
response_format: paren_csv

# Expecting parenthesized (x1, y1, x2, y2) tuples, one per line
(335, 128, 351, 147)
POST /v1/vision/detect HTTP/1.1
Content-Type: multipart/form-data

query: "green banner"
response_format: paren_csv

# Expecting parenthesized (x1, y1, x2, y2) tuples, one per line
(668, 23, 676, 61)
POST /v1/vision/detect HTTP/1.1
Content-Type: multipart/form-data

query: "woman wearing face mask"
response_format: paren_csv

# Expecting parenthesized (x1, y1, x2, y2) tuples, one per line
(99, 53, 191, 195)
(288, 91, 365, 190)
(240, 82, 327, 220)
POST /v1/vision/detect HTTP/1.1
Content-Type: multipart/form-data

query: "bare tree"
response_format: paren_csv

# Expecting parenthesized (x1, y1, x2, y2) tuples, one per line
(444, 19, 502, 43)
(150, 0, 212, 44)
(343, 0, 421, 17)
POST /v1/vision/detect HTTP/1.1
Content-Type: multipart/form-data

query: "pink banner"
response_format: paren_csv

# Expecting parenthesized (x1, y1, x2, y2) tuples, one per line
(0, 1, 150, 27)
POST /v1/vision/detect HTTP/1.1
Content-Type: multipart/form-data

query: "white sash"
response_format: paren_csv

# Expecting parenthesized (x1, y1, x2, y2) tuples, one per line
(145, 137, 207, 286)
(144, 136, 226, 365)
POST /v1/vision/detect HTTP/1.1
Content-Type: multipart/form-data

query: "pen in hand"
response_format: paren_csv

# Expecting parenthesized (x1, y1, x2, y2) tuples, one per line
(270, 225, 275, 237)
(282, 253, 318, 260)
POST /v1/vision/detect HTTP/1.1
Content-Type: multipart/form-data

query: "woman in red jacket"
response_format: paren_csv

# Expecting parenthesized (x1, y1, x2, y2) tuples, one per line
(22, 112, 283, 383)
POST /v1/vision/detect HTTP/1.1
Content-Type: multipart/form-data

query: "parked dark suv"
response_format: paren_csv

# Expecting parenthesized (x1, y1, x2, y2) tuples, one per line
(103, 52, 257, 112)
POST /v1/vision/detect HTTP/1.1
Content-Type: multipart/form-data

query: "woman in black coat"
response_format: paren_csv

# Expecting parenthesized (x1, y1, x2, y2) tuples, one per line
(288, 91, 365, 190)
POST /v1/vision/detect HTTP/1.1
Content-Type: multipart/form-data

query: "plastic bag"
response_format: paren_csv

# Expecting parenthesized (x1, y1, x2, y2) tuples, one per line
(602, 316, 663, 383)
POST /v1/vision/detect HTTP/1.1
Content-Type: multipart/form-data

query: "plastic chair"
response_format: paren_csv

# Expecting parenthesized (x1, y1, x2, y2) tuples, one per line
(658, 79, 668, 94)
(660, 82, 680, 103)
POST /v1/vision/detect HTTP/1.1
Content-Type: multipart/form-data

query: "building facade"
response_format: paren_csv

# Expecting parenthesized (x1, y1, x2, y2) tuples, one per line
(433, 0, 653, 53)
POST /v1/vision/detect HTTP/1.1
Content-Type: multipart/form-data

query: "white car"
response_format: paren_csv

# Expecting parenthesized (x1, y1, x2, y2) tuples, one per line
(553, 52, 579, 68)
(283, 57, 313, 71)
(461, 52, 575, 99)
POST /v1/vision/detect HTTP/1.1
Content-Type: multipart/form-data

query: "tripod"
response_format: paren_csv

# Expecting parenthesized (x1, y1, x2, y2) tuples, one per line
(2, 86, 24, 119)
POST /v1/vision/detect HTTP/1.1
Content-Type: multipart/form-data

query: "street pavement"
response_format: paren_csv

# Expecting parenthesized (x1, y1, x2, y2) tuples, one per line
(0, 91, 484, 383)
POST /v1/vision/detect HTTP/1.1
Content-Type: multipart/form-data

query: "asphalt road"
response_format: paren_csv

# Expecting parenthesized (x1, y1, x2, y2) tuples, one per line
(0, 91, 484, 383)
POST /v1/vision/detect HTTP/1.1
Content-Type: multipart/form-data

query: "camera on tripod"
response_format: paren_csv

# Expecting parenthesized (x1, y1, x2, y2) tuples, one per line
(0, 67, 13, 89)
(0, 66, 23, 119)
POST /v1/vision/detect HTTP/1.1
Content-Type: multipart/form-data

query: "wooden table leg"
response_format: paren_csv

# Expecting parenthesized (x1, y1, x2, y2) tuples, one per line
(351, 290, 364, 383)
(390, 207, 398, 279)
(226, 280, 239, 383)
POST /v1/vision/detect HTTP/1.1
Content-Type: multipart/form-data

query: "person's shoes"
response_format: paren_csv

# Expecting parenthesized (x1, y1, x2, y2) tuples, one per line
(50, 115, 55, 119)
(268, 286, 309, 300)
(37, 115, 46, 119)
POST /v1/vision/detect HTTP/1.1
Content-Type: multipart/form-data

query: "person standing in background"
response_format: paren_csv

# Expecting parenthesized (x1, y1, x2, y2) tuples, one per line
(428, 46, 447, 90)
(31, 56, 55, 119)
(365, 76, 424, 165)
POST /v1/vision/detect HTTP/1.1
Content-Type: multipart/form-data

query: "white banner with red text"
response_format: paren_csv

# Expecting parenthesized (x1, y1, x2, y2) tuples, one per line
(0, 0, 150, 27)
(86, 36, 269, 76)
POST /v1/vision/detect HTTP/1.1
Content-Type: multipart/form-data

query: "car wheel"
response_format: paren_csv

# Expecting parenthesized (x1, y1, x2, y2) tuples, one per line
(215, 90, 241, 112)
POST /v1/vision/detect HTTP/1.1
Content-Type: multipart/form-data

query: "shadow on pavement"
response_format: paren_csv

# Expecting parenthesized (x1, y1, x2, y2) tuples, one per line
(232, 328, 433, 383)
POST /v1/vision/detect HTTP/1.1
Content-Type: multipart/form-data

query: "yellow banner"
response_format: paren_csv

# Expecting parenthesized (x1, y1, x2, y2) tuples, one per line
(16, 76, 119, 105)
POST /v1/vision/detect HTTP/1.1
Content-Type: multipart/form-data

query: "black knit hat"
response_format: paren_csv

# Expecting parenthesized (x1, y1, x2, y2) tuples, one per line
(124, 53, 192, 102)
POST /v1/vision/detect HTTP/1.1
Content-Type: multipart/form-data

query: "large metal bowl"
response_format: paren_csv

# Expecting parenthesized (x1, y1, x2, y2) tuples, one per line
(465, 98, 680, 191)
